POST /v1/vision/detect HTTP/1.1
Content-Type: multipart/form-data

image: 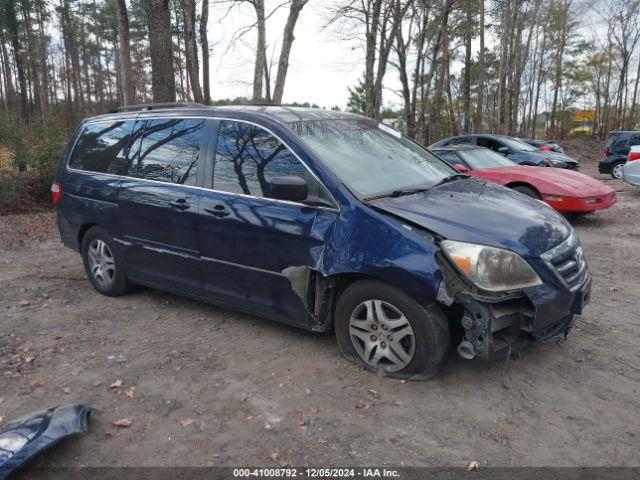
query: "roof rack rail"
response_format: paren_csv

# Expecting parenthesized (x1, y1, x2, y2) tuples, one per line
(110, 102, 207, 113)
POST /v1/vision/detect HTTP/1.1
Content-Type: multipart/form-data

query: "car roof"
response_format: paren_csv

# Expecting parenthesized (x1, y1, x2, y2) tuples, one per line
(429, 145, 482, 151)
(82, 105, 366, 126)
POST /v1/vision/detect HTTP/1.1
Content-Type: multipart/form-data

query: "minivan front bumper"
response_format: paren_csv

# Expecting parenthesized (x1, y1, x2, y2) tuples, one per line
(438, 232, 591, 361)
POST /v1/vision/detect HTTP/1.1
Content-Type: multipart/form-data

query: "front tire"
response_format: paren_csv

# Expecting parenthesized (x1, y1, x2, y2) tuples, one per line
(81, 226, 132, 296)
(511, 185, 540, 199)
(335, 280, 449, 380)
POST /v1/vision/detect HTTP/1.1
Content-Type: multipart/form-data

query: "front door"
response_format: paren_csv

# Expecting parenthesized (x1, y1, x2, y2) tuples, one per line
(118, 118, 210, 293)
(198, 120, 329, 326)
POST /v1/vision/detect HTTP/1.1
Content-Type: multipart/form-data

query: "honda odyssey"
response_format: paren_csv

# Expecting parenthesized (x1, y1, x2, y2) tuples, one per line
(53, 105, 591, 379)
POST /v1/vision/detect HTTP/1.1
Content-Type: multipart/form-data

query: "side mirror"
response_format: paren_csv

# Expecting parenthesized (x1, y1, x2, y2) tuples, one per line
(266, 175, 308, 202)
(453, 163, 469, 173)
(497, 146, 510, 154)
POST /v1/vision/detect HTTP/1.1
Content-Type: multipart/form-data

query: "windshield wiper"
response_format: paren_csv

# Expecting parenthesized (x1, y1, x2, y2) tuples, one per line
(364, 186, 432, 202)
(430, 173, 470, 188)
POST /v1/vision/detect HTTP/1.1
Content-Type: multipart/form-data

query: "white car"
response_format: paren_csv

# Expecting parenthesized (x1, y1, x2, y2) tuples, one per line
(623, 146, 640, 186)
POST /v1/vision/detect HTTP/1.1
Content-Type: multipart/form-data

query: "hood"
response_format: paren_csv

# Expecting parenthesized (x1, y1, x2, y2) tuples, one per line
(535, 151, 578, 164)
(370, 178, 572, 258)
(489, 166, 614, 196)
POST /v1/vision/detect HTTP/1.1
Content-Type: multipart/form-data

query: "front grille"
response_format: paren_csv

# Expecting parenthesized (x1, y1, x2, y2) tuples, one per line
(542, 232, 589, 291)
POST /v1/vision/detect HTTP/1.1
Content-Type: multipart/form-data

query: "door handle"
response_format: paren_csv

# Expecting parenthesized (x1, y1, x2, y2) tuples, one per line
(169, 198, 190, 210)
(204, 204, 229, 218)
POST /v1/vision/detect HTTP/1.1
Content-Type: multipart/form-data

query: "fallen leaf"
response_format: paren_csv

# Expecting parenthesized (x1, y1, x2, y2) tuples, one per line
(0, 416, 3, 425)
(110, 379, 123, 389)
(367, 388, 378, 396)
(23, 356, 35, 364)
(125, 388, 135, 399)
(29, 382, 44, 391)
(40, 304, 49, 310)
(310, 406, 321, 414)
(269, 451, 280, 461)
(468, 459, 480, 471)
(354, 402, 368, 409)
(180, 418, 194, 427)
(112, 418, 133, 428)
(19, 299, 30, 307)
(63, 387, 71, 394)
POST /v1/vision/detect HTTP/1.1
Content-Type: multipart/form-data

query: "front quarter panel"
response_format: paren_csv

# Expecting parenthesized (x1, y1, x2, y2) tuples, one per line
(315, 189, 443, 304)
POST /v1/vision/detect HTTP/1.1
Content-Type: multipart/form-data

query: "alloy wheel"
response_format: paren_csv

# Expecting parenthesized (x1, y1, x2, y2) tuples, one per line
(87, 239, 116, 287)
(349, 299, 416, 372)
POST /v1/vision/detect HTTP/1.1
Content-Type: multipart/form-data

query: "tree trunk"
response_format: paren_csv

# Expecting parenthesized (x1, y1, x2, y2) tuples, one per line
(461, 0, 473, 134)
(115, 0, 136, 105)
(143, 0, 176, 102)
(476, 0, 485, 132)
(252, 0, 266, 102)
(181, 0, 203, 103)
(5, 0, 30, 118)
(200, 0, 210, 104)
(272, 0, 308, 104)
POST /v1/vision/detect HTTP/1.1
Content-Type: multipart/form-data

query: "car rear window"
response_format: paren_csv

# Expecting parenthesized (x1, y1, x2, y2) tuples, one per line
(607, 133, 629, 151)
(68, 120, 136, 174)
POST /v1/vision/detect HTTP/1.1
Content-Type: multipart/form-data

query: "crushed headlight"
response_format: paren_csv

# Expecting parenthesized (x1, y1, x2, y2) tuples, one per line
(440, 240, 542, 292)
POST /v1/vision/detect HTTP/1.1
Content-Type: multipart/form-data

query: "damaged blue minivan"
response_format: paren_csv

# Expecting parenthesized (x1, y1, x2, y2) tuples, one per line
(54, 105, 591, 379)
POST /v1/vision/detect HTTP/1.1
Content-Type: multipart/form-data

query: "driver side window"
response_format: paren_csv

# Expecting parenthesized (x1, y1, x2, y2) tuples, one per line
(477, 137, 503, 152)
(213, 120, 307, 198)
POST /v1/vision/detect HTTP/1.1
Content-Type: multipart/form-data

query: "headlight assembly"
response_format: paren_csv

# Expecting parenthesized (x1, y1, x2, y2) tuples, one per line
(440, 240, 542, 292)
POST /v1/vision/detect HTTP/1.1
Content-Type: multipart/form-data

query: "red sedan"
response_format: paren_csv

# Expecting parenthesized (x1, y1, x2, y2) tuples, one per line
(430, 145, 616, 214)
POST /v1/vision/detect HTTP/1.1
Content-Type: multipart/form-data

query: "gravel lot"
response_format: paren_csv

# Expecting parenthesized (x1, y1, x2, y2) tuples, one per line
(1, 140, 639, 471)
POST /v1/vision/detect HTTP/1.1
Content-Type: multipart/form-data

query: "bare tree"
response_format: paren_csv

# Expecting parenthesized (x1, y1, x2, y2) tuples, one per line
(272, 0, 309, 104)
(143, 0, 176, 102)
(181, 0, 203, 103)
(115, 0, 135, 105)
(200, 0, 211, 103)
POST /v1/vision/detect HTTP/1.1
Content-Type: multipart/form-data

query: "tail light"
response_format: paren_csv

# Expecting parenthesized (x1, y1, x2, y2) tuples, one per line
(629, 151, 640, 162)
(538, 146, 553, 151)
(51, 181, 61, 206)
(603, 146, 609, 157)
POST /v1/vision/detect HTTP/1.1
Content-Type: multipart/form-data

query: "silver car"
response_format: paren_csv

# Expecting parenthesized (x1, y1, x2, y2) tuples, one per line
(623, 146, 640, 186)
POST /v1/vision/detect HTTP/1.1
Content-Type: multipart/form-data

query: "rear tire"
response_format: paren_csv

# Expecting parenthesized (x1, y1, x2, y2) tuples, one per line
(511, 185, 540, 199)
(610, 161, 625, 180)
(334, 280, 449, 380)
(81, 226, 132, 297)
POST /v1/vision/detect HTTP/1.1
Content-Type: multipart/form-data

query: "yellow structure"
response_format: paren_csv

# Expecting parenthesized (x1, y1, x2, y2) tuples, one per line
(569, 110, 595, 136)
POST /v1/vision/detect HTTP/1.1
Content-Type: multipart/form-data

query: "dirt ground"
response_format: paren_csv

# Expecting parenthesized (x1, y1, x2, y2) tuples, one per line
(1, 139, 639, 471)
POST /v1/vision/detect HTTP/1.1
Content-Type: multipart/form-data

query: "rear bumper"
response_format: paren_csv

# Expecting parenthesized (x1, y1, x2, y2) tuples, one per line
(599, 156, 626, 173)
(542, 191, 617, 212)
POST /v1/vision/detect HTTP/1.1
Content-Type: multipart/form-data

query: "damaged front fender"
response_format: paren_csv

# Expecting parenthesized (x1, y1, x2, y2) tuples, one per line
(0, 404, 92, 479)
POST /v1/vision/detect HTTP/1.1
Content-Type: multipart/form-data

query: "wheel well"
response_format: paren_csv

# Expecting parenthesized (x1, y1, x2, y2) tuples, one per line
(77, 223, 98, 247)
(506, 182, 541, 198)
(323, 273, 379, 330)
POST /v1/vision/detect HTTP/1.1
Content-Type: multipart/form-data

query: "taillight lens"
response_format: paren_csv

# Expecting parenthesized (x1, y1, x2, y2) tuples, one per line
(628, 151, 640, 162)
(603, 146, 609, 157)
(538, 146, 552, 151)
(51, 181, 61, 206)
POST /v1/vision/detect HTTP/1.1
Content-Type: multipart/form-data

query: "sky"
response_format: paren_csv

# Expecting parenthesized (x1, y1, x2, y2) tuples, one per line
(208, 1, 378, 109)
(205, 0, 611, 111)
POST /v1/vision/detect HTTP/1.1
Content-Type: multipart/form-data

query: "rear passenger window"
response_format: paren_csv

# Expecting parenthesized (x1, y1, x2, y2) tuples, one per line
(69, 121, 136, 174)
(629, 135, 640, 147)
(213, 120, 306, 197)
(129, 118, 205, 185)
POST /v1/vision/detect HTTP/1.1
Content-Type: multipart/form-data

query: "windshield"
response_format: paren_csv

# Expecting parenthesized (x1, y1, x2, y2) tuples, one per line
(497, 136, 539, 152)
(459, 149, 517, 169)
(288, 118, 455, 198)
